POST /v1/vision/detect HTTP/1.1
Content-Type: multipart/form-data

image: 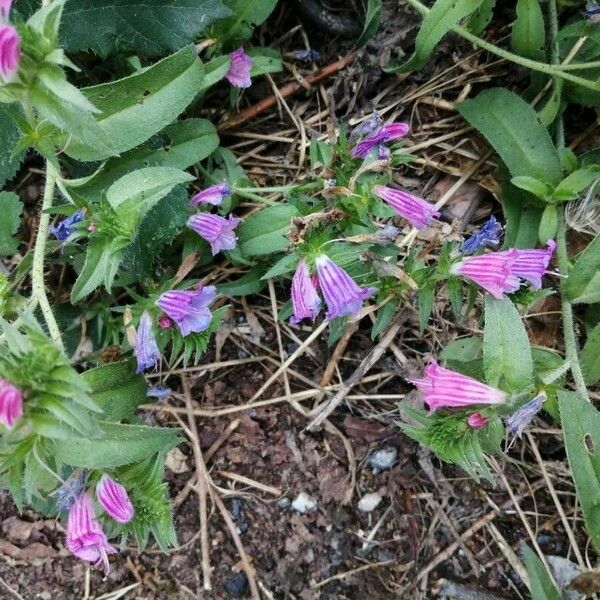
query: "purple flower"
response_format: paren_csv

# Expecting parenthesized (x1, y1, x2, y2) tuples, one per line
(50, 210, 84, 242)
(315, 254, 376, 320)
(450, 251, 521, 299)
(290, 260, 321, 324)
(187, 213, 241, 255)
(350, 112, 383, 140)
(287, 48, 320, 62)
(134, 311, 161, 374)
(146, 386, 171, 399)
(410, 361, 507, 411)
(467, 412, 489, 429)
(585, 1, 600, 23)
(226, 47, 253, 88)
(461, 215, 503, 254)
(66, 493, 117, 574)
(504, 240, 556, 289)
(156, 285, 216, 337)
(372, 185, 440, 229)
(0, 379, 22, 429)
(351, 122, 409, 159)
(190, 182, 231, 207)
(53, 469, 88, 513)
(96, 475, 134, 524)
(505, 392, 545, 448)
(0, 0, 12, 20)
(0, 24, 19, 80)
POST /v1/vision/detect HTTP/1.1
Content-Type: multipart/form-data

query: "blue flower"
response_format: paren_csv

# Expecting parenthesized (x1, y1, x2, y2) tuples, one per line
(461, 215, 503, 254)
(287, 49, 320, 62)
(134, 311, 161, 374)
(147, 386, 171, 399)
(52, 468, 87, 512)
(504, 392, 545, 448)
(50, 210, 84, 242)
(585, 1, 600, 22)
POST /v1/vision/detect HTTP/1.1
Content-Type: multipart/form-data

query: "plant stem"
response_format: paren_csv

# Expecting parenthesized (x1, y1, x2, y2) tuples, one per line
(403, 0, 600, 92)
(31, 162, 64, 351)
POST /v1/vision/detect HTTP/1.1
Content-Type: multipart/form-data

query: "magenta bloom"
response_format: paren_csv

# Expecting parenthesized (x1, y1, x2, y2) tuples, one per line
(315, 254, 376, 320)
(187, 213, 241, 255)
(226, 47, 253, 88)
(0, 379, 22, 429)
(504, 240, 556, 289)
(450, 251, 521, 299)
(372, 185, 440, 229)
(0, 24, 19, 80)
(411, 361, 507, 411)
(0, 0, 12, 20)
(290, 260, 321, 324)
(96, 475, 134, 524)
(351, 122, 409, 159)
(467, 412, 489, 429)
(156, 285, 216, 337)
(66, 493, 116, 574)
(190, 182, 231, 207)
(134, 311, 161, 374)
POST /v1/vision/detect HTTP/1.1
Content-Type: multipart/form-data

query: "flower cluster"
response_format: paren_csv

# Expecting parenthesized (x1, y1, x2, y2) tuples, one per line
(0, 0, 19, 81)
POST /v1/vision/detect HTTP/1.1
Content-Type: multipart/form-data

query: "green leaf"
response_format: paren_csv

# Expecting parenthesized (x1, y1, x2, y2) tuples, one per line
(70, 118, 219, 201)
(262, 252, 300, 280)
(63, 46, 205, 161)
(551, 167, 600, 202)
(581, 322, 600, 386)
(502, 180, 544, 249)
(564, 232, 600, 304)
(522, 545, 561, 600)
(238, 204, 298, 257)
(371, 301, 395, 340)
(558, 390, 600, 553)
(465, 0, 495, 34)
(387, 0, 485, 73)
(60, 0, 231, 58)
(70, 239, 115, 303)
(510, 175, 549, 200)
(0, 108, 24, 188)
(441, 336, 482, 364)
(55, 422, 181, 468)
(355, 0, 382, 47)
(459, 88, 562, 185)
(538, 204, 557, 244)
(511, 0, 545, 60)
(0, 192, 22, 256)
(248, 47, 283, 77)
(212, 0, 278, 47)
(483, 296, 533, 391)
(82, 360, 148, 422)
(217, 266, 266, 296)
(417, 286, 434, 333)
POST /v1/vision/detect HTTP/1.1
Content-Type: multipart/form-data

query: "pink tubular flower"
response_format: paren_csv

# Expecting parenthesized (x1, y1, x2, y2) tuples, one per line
(290, 260, 321, 324)
(187, 213, 241, 255)
(0, 24, 20, 80)
(0, 0, 12, 20)
(66, 493, 116, 574)
(467, 412, 489, 429)
(450, 250, 521, 299)
(96, 475, 134, 524)
(411, 361, 507, 411)
(315, 254, 376, 320)
(504, 240, 556, 289)
(226, 47, 253, 88)
(156, 285, 216, 337)
(190, 182, 231, 207)
(372, 185, 440, 229)
(351, 122, 409, 159)
(0, 379, 22, 429)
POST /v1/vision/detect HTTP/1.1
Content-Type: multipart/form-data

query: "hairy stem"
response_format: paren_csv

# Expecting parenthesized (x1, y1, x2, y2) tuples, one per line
(403, 0, 600, 92)
(31, 162, 64, 351)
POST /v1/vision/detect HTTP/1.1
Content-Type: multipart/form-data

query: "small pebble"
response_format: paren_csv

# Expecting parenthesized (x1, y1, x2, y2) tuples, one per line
(291, 492, 317, 514)
(224, 572, 248, 598)
(277, 497, 291, 509)
(367, 447, 398, 471)
(358, 493, 382, 513)
(228, 498, 249, 534)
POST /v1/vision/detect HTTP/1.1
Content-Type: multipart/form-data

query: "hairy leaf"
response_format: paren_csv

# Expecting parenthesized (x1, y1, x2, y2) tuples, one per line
(61, 0, 231, 57)
(564, 232, 600, 304)
(0, 192, 22, 256)
(238, 204, 298, 257)
(522, 545, 561, 600)
(0, 109, 24, 189)
(581, 322, 600, 386)
(511, 0, 545, 60)
(212, 0, 277, 46)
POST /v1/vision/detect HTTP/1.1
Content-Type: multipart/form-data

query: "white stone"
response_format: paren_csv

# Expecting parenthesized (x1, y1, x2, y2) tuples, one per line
(358, 493, 382, 513)
(291, 492, 317, 514)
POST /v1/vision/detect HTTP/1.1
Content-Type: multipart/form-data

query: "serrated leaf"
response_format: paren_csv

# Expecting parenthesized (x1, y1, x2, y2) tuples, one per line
(60, 0, 231, 58)
(63, 46, 205, 161)
(0, 192, 22, 256)
(483, 296, 532, 391)
(54, 422, 181, 468)
(511, 0, 545, 60)
(581, 322, 600, 386)
(212, 0, 277, 47)
(522, 545, 561, 600)
(558, 390, 600, 553)
(459, 88, 562, 185)
(564, 232, 600, 304)
(238, 204, 298, 257)
(386, 0, 485, 73)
